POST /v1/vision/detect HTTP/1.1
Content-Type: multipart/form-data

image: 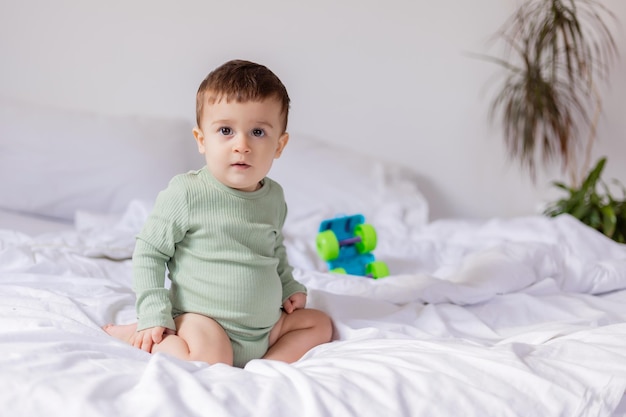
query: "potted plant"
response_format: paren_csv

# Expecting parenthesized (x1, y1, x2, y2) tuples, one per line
(478, 0, 624, 242)
(544, 157, 626, 243)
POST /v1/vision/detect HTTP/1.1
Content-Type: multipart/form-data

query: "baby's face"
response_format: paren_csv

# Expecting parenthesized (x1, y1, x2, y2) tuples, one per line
(193, 98, 288, 192)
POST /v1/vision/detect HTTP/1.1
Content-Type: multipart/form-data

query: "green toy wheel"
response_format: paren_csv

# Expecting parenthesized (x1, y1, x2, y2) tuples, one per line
(330, 267, 347, 274)
(354, 224, 377, 254)
(366, 261, 389, 279)
(316, 230, 340, 261)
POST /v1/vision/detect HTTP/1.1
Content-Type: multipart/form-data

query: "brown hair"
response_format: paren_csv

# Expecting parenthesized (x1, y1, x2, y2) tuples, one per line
(196, 60, 290, 131)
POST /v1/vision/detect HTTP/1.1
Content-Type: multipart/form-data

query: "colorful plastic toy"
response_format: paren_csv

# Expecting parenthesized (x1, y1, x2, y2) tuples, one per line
(315, 214, 389, 279)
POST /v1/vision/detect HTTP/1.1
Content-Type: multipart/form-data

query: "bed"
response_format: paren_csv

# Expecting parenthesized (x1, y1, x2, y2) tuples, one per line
(2, 97, 626, 417)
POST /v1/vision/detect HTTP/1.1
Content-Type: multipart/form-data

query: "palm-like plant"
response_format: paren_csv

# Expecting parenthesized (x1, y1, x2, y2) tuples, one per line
(484, 0, 618, 185)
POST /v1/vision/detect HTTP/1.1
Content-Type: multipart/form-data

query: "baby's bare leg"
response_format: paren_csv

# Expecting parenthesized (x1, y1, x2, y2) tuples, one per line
(264, 309, 333, 363)
(103, 315, 233, 365)
(154, 313, 233, 365)
(103, 323, 137, 344)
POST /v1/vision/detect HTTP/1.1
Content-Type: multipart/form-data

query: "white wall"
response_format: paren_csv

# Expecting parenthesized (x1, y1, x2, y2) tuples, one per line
(1, 0, 625, 220)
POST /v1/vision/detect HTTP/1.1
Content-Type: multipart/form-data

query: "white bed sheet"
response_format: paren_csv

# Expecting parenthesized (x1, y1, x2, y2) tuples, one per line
(0, 208, 73, 236)
(1, 202, 626, 417)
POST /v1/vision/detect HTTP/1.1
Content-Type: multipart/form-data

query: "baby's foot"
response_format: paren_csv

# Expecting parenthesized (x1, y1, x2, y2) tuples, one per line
(103, 323, 138, 344)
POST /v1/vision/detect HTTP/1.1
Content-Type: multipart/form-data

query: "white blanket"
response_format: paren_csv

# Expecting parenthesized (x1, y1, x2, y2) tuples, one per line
(1, 204, 626, 417)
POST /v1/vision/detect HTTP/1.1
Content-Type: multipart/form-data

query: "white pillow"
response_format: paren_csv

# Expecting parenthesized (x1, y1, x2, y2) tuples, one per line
(270, 133, 429, 237)
(0, 96, 202, 221)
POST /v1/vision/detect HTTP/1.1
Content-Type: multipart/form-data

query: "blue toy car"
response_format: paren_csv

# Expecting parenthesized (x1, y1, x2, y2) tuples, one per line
(315, 214, 389, 279)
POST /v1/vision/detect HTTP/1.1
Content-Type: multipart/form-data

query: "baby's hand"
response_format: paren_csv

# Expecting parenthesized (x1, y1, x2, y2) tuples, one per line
(283, 292, 307, 314)
(130, 326, 174, 352)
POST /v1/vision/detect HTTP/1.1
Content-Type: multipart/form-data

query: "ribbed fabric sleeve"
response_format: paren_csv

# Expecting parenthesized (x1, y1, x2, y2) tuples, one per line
(132, 167, 306, 333)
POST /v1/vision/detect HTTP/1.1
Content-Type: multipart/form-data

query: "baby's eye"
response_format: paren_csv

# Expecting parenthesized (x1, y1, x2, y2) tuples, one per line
(219, 127, 233, 136)
(251, 128, 265, 137)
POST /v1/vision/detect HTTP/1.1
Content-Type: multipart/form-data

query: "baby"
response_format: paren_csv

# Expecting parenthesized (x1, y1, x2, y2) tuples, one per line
(104, 59, 333, 367)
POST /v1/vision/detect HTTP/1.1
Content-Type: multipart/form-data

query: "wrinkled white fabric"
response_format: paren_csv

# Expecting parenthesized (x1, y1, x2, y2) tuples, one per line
(1, 204, 626, 417)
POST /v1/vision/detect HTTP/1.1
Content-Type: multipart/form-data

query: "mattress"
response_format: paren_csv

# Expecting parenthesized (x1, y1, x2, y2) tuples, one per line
(1, 200, 626, 417)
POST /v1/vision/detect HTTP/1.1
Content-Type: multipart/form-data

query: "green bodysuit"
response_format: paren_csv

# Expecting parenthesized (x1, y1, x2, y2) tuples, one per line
(132, 167, 307, 367)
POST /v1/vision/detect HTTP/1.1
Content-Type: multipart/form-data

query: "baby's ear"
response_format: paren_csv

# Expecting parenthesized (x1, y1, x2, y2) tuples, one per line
(193, 127, 206, 154)
(274, 132, 289, 158)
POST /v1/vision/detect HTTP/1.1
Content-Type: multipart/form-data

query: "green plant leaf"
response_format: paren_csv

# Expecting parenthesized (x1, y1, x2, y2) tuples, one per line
(551, 181, 574, 193)
(544, 157, 626, 244)
(588, 208, 602, 229)
(476, 0, 618, 180)
(600, 205, 617, 237)
(580, 157, 606, 191)
(572, 203, 590, 220)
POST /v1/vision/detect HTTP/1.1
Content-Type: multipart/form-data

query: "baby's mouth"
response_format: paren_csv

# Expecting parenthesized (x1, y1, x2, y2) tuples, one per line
(232, 162, 250, 168)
